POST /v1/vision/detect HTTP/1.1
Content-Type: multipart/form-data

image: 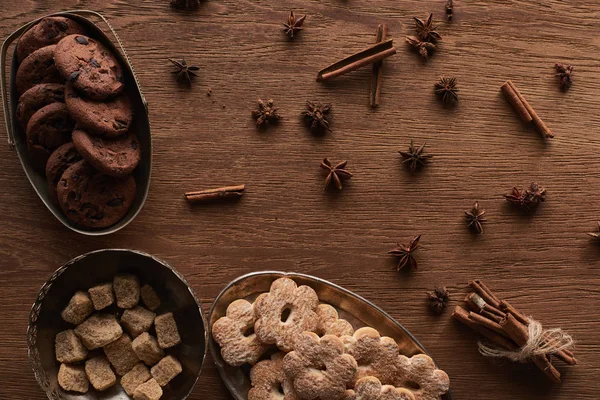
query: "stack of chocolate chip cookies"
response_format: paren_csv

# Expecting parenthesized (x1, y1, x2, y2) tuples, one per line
(15, 16, 141, 229)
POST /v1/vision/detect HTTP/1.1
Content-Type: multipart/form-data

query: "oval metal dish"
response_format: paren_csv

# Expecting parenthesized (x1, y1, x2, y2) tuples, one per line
(0, 10, 151, 235)
(208, 271, 453, 400)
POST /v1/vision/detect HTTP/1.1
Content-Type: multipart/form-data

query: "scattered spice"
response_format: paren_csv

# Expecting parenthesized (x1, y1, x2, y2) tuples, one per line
(303, 101, 332, 134)
(399, 140, 431, 173)
(504, 182, 546, 211)
(370, 24, 389, 108)
(252, 99, 280, 128)
(465, 201, 486, 234)
(320, 158, 352, 190)
(316, 39, 397, 81)
(168, 57, 199, 86)
(283, 11, 306, 38)
(414, 13, 442, 42)
(406, 36, 436, 61)
(434, 77, 459, 105)
(587, 222, 600, 239)
(446, 0, 454, 21)
(170, 0, 199, 10)
(388, 235, 421, 271)
(206, 88, 212, 96)
(184, 185, 245, 204)
(500, 80, 553, 138)
(427, 287, 450, 314)
(555, 63, 573, 91)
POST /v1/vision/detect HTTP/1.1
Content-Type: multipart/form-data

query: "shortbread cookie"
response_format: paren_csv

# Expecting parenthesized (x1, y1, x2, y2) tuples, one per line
(283, 332, 357, 400)
(254, 278, 319, 352)
(212, 299, 269, 366)
(342, 327, 401, 387)
(395, 354, 449, 400)
(17, 83, 64, 129)
(16, 45, 63, 95)
(315, 304, 354, 337)
(17, 16, 86, 63)
(249, 352, 298, 400)
(343, 376, 415, 400)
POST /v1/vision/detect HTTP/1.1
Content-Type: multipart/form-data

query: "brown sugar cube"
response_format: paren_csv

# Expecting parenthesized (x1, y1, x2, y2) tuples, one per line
(121, 363, 151, 396)
(133, 378, 163, 400)
(74, 313, 123, 350)
(88, 283, 114, 310)
(140, 285, 161, 311)
(85, 356, 116, 391)
(121, 306, 156, 338)
(114, 273, 140, 309)
(61, 291, 93, 325)
(103, 333, 139, 375)
(154, 312, 181, 349)
(132, 332, 165, 366)
(55, 329, 88, 363)
(58, 363, 89, 393)
(151, 355, 182, 386)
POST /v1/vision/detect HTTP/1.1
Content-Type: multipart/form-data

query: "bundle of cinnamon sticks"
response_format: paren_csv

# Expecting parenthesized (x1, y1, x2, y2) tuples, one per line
(452, 280, 576, 383)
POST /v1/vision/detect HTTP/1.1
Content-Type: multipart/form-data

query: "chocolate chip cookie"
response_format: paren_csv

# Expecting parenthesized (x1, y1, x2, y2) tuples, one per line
(16, 45, 63, 95)
(45, 142, 81, 204)
(54, 34, 124, 100)
(16, 17, 86, 63)
(26, 102, 75, 170)
(65, 83, 132, 137)
(72, 128, 140, 177)
(17, 83, 65, 129)
(57, 160, 136, 229)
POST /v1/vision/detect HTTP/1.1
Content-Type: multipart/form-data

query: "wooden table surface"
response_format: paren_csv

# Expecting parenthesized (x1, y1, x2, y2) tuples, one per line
(1, 0, 599, 399)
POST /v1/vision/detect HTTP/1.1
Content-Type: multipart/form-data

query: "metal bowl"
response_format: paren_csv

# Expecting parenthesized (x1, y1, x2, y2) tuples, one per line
(27, 249, 207, 399)
(208, 271, 453, 400)
(0, 10, 151, 235)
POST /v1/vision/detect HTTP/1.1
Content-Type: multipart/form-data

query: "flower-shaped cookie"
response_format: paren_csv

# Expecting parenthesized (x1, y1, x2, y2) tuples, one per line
(254, 278, 319, 352)
(212, 299, 269, 366)
(343, 376, 416, 400)
(341, 327, 401, 387)
(395, 354, 450, 400)
(315, 304, 354, 337)
(283, 332, 357, 400)
(249, 352, 299, 400)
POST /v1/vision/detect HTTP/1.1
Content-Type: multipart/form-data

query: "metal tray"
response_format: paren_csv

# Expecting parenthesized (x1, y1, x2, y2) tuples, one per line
(0, 10, 151, 235)
(208, 271, 453, 400)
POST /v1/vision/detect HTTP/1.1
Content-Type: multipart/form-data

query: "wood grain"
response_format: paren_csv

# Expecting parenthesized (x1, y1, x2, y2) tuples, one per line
(1, 0, 600, 399)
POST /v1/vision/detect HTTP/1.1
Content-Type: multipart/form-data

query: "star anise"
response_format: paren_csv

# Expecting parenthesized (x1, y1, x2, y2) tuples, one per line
(434, 77, 459, 105)
(399, 140, 431, 173)
(252, 99, 280, 127)
(587, 222, 600, 240)
(555, 63, 573, 91)
(427, 287, 450, 314)
(414, 13, 442, 42)
(320, 158, 352, 190)
(283, 11, 306, 38)
(168, 57, 199, 86)
(303, 101, 332, 134)
(465, 201, 487, 234)
(170, 0, 199, 10)
(406, 36, 436, 61)
(504, 182, 546, 211)
(446, 0, 454, 22)
(388, 235, 421, 271)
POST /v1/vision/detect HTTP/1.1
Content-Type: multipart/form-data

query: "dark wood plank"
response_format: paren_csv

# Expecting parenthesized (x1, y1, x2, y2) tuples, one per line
(0, 0, 599, 399)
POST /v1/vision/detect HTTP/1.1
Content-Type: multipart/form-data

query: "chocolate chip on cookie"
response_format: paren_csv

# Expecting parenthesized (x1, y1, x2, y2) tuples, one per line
(57, 160, 136, 229)
(72, 128, 141, 177)
(54, 34, 124, 100)
(45, 142, 81, 204)
(17, 83, 65, 129)
(16, 45, 63, 95)
(26, 102, 75, 170)
(16, 17, 86, 63)
(65, 83, 132, 137)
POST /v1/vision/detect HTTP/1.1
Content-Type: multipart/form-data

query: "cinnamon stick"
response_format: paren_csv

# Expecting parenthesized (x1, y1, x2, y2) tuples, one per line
(369, 24, 388, 107)
(184, 185, 245, 204)
(465, 293, 505, 317)
(500, 81, 532, 124)
(468, 311, 510, 338)
(452, 306, 516, 350)
(468, 280, 501, 308)
(501, 80, 554, 138)
(317, 39, 397, 82)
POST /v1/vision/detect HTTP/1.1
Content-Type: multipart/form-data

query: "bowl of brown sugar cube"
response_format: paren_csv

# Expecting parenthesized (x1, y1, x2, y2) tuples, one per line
(27, 249, 207, 400)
